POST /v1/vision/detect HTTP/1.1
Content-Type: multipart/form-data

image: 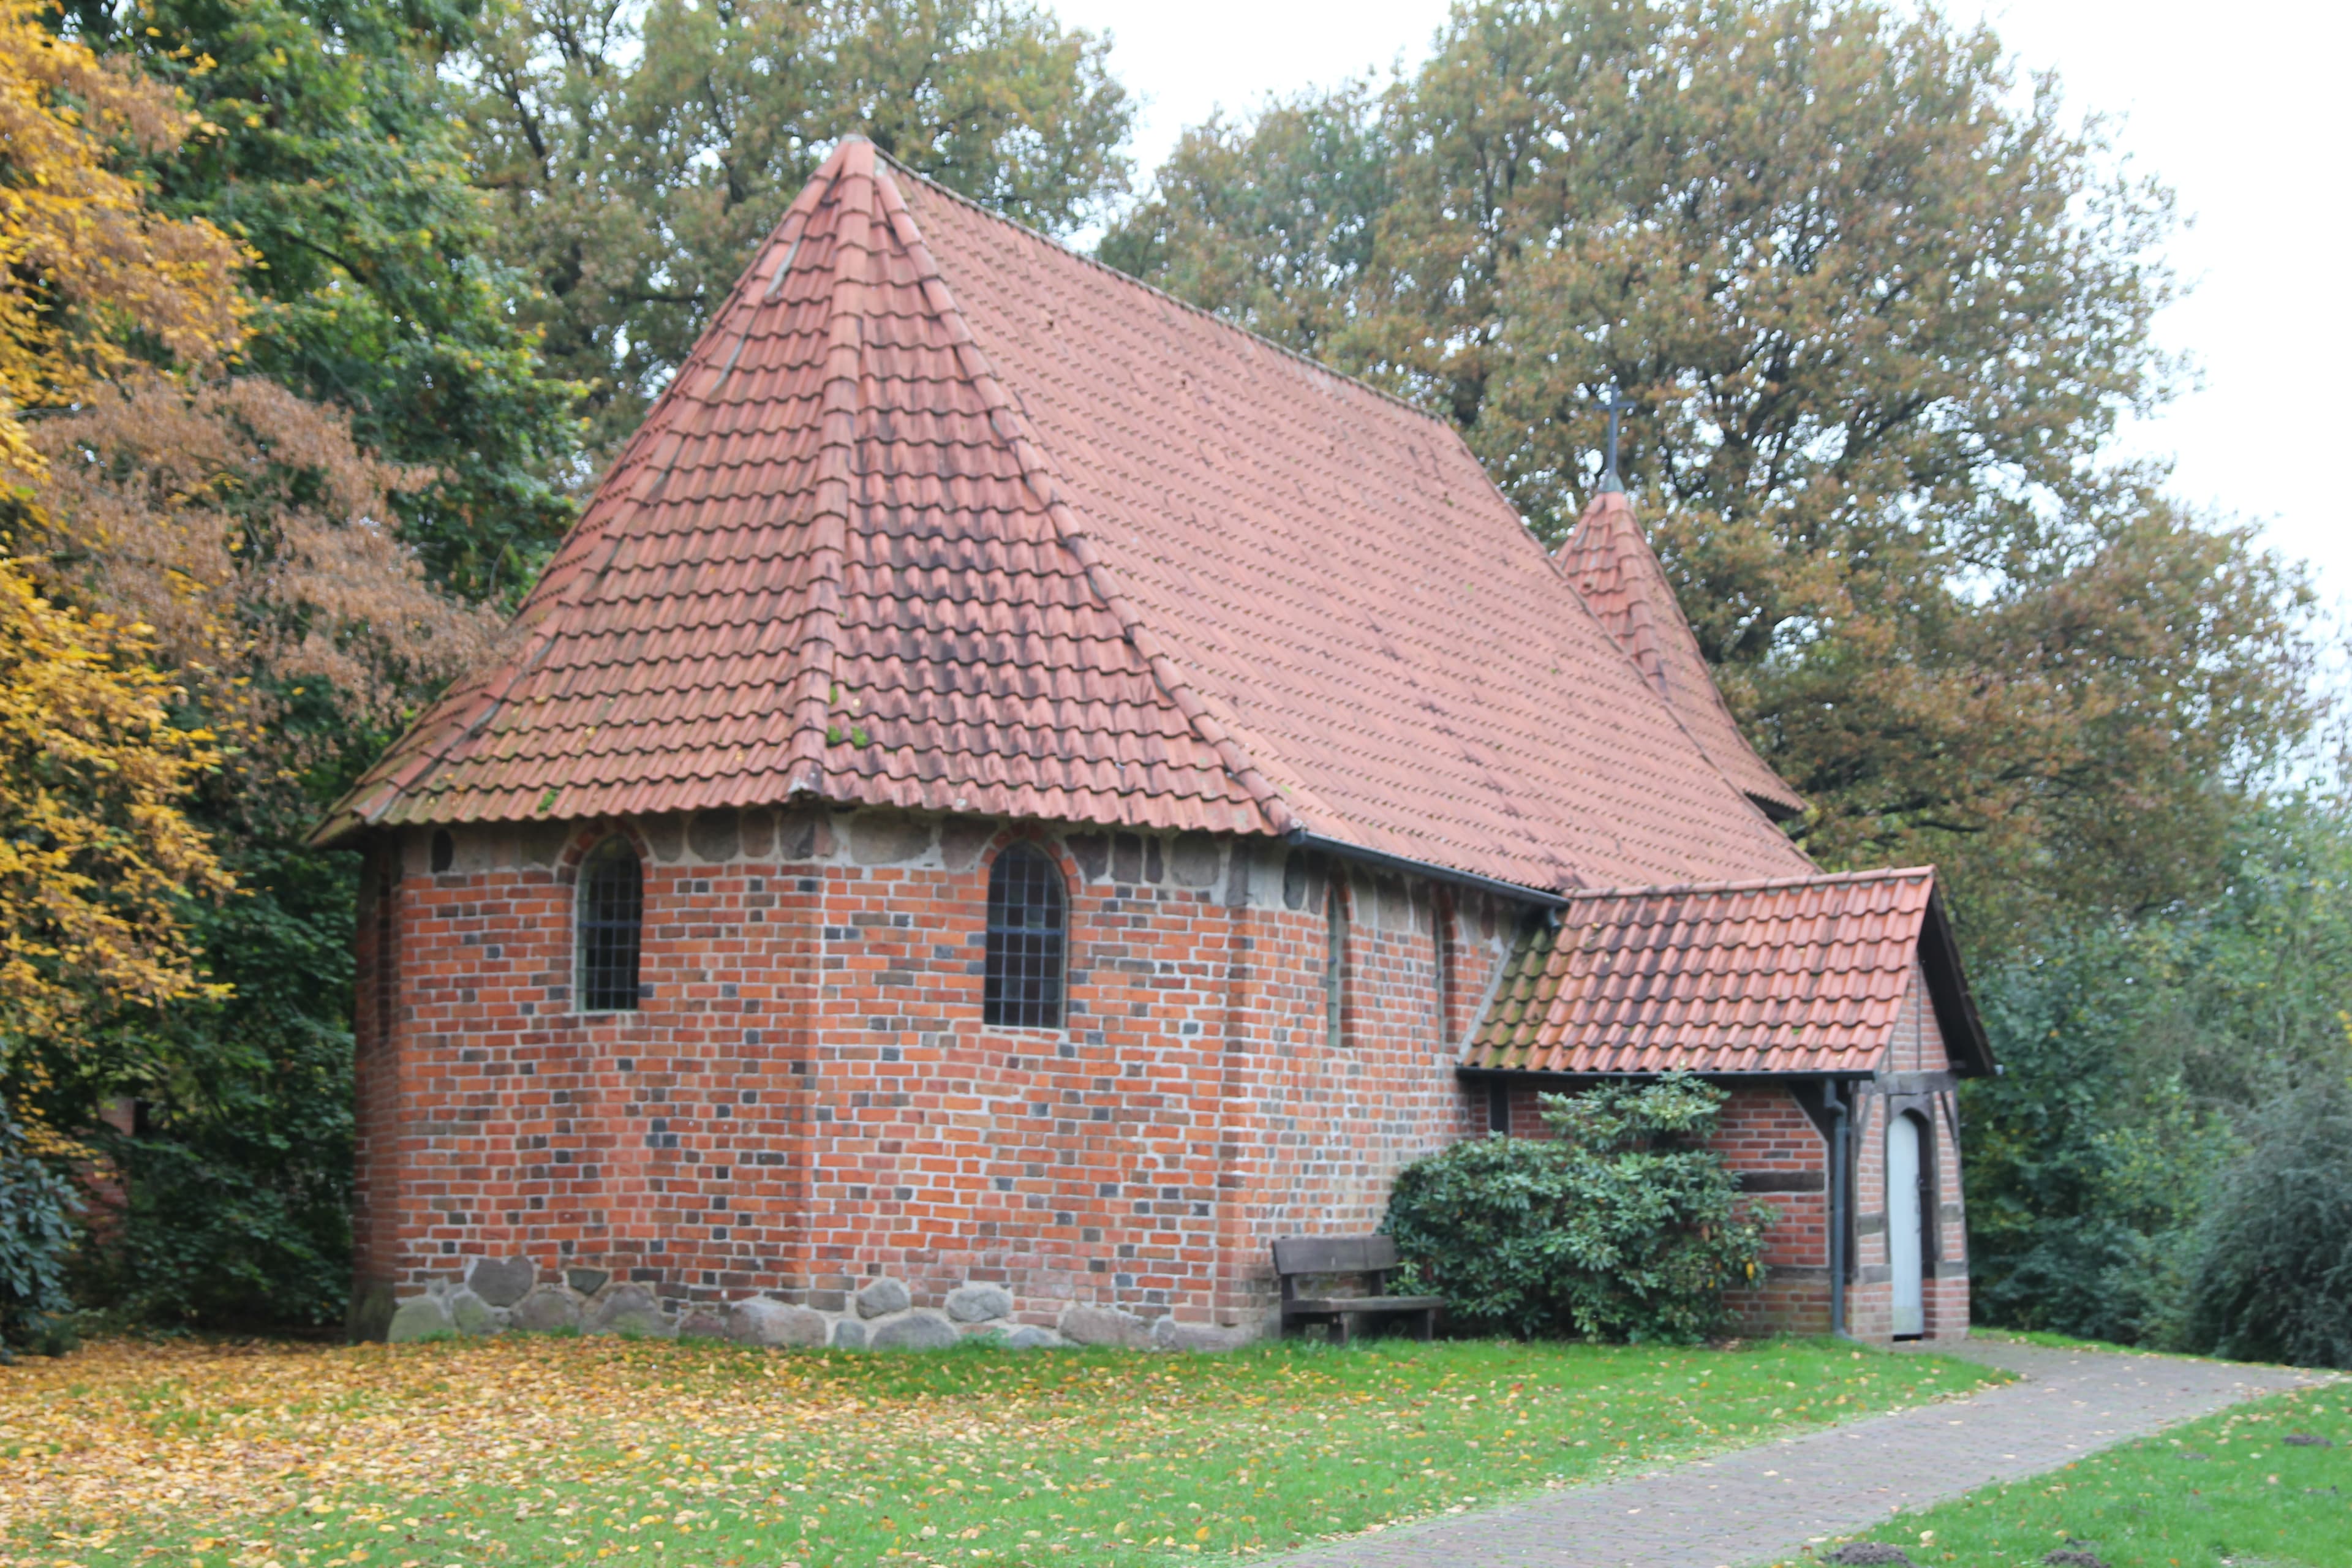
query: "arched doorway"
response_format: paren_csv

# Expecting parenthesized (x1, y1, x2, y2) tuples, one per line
(1887, 1111, 1927, 1338)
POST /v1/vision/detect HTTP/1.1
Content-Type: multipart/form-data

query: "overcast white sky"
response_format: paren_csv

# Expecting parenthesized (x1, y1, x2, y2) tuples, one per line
(1055, 0, 2350, 609)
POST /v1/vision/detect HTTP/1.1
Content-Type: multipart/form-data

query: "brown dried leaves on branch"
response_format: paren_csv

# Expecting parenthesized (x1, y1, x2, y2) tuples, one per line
(10, 376, 502, 793)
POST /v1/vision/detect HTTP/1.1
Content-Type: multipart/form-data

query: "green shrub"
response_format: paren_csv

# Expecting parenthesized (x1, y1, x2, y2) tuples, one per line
(1959, 929, 2234, 1346)
(67, 840, 356, 1331)
(0, 1109, 79, 1354)
(1383, 1074, 1767, 1343)
(2181, 1077, 2352, 1368)
(1961, 801, 2352, 1348)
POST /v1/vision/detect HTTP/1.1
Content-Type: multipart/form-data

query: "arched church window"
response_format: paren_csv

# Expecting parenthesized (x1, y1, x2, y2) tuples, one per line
(984, 842, 1065, 1029)
(578, 837, 643, 1012)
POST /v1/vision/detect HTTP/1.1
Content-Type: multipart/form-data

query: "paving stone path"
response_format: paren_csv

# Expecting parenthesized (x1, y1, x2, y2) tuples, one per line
(1273, 1340, 2320, 1568)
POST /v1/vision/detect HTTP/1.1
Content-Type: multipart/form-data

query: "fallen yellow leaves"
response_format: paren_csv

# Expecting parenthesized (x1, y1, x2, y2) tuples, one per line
(0, 1335, 979, 1550)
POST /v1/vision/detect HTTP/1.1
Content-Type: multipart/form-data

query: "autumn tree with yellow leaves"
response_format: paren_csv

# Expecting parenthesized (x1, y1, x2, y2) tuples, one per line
(0, 3, 512, 1338)
(0, 562, 237, 1345)
(4, 380, 501, 1327)
(0, 0, 247, 1343)
(0, 0, 246, 1064)
(0, 0, 519, 1333)
(0, 0, 243, 460)
(0, 571, 230, 1108)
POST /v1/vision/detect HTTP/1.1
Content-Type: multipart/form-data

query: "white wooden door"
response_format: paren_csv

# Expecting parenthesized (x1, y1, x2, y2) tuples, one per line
(1888, 1112, 1924, 1337)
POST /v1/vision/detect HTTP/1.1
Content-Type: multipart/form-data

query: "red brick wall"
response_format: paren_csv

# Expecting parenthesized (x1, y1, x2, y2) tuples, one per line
(1714, 1086, 1834, 1334)
(1209, 861, 1500, 1322)
(353, 810, 1518, 1335)
(350, 848, 401, 1310)
(353, 812, 1972, 1343)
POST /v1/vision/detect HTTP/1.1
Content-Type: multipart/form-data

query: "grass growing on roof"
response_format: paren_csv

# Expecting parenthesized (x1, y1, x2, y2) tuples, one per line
(1777, 1384, 2352, 1568)
(3, 1332, 1999, 1568)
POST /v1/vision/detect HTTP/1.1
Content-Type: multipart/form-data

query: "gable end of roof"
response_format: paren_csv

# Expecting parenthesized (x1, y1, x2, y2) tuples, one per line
(1918, 884, 1996, 1079)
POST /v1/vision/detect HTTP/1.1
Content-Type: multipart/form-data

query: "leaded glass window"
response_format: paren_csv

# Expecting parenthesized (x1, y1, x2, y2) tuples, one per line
(578, 838, 643, 1012)
(984, 843, 1065, 1029)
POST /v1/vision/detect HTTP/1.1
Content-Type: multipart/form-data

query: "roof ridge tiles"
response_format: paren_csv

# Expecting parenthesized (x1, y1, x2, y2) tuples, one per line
(777, 140, 872, 795)
(1565, 864, 1936, 902)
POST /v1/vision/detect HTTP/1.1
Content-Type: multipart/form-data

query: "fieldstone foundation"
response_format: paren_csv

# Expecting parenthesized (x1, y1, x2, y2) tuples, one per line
(374, 1256, 1265, 1350)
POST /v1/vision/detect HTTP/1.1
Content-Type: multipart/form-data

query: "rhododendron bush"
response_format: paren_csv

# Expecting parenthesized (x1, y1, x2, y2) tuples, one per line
(1385, 1074, 1768, 1343)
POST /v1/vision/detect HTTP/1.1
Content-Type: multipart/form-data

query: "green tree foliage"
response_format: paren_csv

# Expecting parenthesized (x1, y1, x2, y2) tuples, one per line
(459, 0, 1132, 454)
(78, 843, 361, 1327)
(1103, 0, 2319, 939)
(1958, 928, 2233, 1344)
(12, 376, 492, 1330)
(64, 0, 583, 601)
(1384, 1074, 1766, 1342)
(1098, 85, 1389, 366)
(2183, 1077, 2352, 1369)
(1961, 801, 2352, 1349)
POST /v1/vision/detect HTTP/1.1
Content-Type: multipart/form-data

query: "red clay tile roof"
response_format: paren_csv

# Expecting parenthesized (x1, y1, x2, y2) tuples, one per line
(320, 141, 1814, 893)
(1463, 868, 1991, 1076)
(1553, 491, 1804, 820)
(322, 141, 1281, 840)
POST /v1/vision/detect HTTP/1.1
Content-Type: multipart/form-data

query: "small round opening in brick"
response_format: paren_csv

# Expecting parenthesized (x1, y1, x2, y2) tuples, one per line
(430, 829, 454, 873)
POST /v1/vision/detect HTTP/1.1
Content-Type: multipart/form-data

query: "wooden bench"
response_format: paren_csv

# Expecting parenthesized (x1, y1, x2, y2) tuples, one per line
(1272, 1234, 1445, 1344)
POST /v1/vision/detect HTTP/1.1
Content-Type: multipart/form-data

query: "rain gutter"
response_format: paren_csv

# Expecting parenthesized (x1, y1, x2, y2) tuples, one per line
(1281, 829, 1570, 911)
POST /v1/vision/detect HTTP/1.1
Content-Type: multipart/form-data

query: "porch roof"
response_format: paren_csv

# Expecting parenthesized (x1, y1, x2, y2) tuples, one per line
(1462, 867, 1992, 1077)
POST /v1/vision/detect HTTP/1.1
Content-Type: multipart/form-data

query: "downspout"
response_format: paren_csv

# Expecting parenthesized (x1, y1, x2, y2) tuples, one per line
(1826, 1079, 1850, 1339)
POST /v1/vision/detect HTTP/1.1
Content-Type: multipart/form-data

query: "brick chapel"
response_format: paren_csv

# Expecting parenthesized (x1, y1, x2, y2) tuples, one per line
(323, 137, 1992, 1351)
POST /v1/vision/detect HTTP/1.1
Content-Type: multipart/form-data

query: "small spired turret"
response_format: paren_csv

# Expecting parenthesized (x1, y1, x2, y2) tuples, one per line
(1551, 480, 1806, 821)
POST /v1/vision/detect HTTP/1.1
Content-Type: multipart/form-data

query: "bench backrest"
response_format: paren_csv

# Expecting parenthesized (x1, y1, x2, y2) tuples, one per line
(1272, 1234, 1398, 1277)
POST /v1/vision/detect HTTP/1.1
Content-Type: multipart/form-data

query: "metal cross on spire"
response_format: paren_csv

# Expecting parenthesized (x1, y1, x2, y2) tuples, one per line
(1599, 390, 1635, 494)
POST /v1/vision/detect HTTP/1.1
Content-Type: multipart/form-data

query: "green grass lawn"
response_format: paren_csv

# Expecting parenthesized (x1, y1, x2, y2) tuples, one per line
(1781, 1383, 2352, 1568)
(1, 1332, 1998, 1568)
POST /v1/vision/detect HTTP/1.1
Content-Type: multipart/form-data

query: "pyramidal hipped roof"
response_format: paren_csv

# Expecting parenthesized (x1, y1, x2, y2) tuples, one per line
(321, 140, 1812, 894)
